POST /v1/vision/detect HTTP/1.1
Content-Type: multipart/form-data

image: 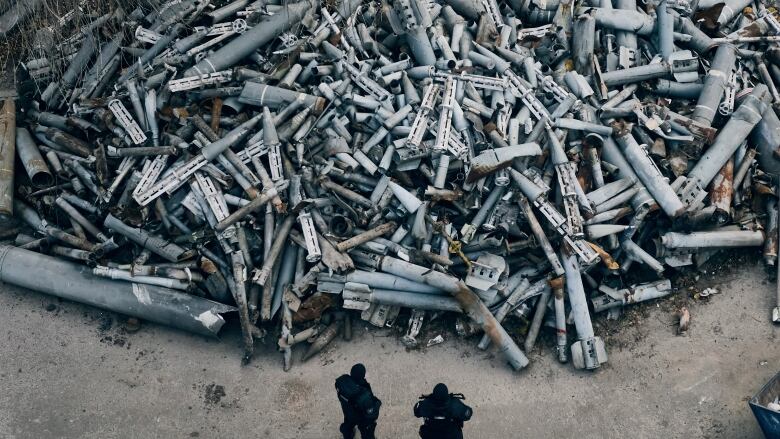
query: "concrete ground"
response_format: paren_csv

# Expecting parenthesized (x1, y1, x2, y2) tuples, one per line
(0, 259, 778, 439)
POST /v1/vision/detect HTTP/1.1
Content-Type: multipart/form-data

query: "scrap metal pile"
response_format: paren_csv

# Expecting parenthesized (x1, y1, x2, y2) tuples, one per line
(1, 0, 780, 372)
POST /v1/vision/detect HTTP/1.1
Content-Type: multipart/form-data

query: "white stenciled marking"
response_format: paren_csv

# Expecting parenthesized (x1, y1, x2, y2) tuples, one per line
(132, 283, 152, 305)
(196, 311, 222, 330)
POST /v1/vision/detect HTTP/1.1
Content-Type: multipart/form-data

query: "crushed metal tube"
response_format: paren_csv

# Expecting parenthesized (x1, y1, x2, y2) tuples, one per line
(1, 0, 780, 371)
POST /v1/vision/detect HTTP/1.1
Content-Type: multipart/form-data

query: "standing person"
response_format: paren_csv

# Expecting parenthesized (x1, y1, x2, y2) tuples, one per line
(414, 383, 473, 439)
(335, 363, 381, 439)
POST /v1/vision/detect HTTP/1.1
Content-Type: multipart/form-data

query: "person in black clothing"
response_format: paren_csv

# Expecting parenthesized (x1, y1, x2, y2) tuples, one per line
(335, 363, 381, 439)
(414, 383, 473, 439)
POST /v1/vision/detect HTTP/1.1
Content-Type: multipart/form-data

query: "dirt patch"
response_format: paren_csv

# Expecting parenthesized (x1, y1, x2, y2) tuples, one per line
(203, 383, 226, 406)
(275, 378, 313, 409)
(81, 309, 113, 331)
(87, 310, 132, 347)
(595, 249, 764, 351)
(96, 314, 112, 332)
(80, 309, 134, 349)
(99, 333, 130, 348)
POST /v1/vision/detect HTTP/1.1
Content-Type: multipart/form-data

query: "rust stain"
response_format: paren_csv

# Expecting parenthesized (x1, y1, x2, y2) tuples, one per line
(46, 128, 92, 157)
(466, 161, 512, 183)
(200, 258, 218, 274)
(548, 276, 564, 291)
(424, 187, 463, 201)
(694, 3, 725, 31)
(709, 158, 733, 218)
(293, 293, 334, 323)
(732, 19, 764, 38)
(312, 97, 327, 115)
(765, 234, 778, 260)
(451, 282, 503, 348)
(588, 242, 619, 270)
(210, 98, 223, 134)
(669, 115, 717, 143)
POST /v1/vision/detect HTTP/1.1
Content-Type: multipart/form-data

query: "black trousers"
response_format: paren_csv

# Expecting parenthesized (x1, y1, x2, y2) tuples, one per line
(419, 422, 463, 439)
(339, 402, 376, 439)
(339, 417, 376, 439)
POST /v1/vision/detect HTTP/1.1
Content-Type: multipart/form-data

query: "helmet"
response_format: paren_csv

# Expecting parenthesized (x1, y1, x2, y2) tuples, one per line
(432, 383, 448, 402)
(350, 363, 366, 381)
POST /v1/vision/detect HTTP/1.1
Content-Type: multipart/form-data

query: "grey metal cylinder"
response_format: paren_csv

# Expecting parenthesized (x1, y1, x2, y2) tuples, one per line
(378, 256, 529, 370)
(689, 85, 771, 186)
(16, 127, 53, 188)
(524, 285, 552, 352)
(601, 137, 656, 210)
(572, 12, 595, 75)
(563, 250, 594, 340)
(104, 214, 195, 262)
(555, 118, 612, 136)
(201, 113, 263, 161)
(185, 1, 314, 76)
(322, 270, 445, 295)
(592, 280, 672, 312)
(591, 7, 655, 35)
(358, 288, 462, 312)
(445, 0, 482, 19)
(751, 106, 780, 177)
(207, 0, 249, 22)
(600, 62, 669, 87)
(651, 79, 704, 99)
(656, 0, 674, 59)
(715, 0, 751, 26)
(613, 125, 684, 217)
(673, 14, 716, 55)
(0, 246, 234, 337)
(0, 98, 14, 224)
(692, 44, 737, 127)
(509, 168, 546, 201)
(661, 230, 765, 248)
(238, 83, 327, 115)
(615, 0, 638, 48)
(622, 239, 665, 273)
(406, 27, 438, 66)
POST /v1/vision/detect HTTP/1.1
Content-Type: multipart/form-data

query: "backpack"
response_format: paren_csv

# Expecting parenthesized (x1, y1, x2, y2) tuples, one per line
(415, 393, 472, 424)
(353, 388, 381, 421)
(335, 375, 382, 421)
(447, 395, 472, 422)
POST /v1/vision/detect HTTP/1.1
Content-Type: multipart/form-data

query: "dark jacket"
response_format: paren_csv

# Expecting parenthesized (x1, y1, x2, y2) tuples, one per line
(414, 394, 472, 437)
(336, 374, 376, 423)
